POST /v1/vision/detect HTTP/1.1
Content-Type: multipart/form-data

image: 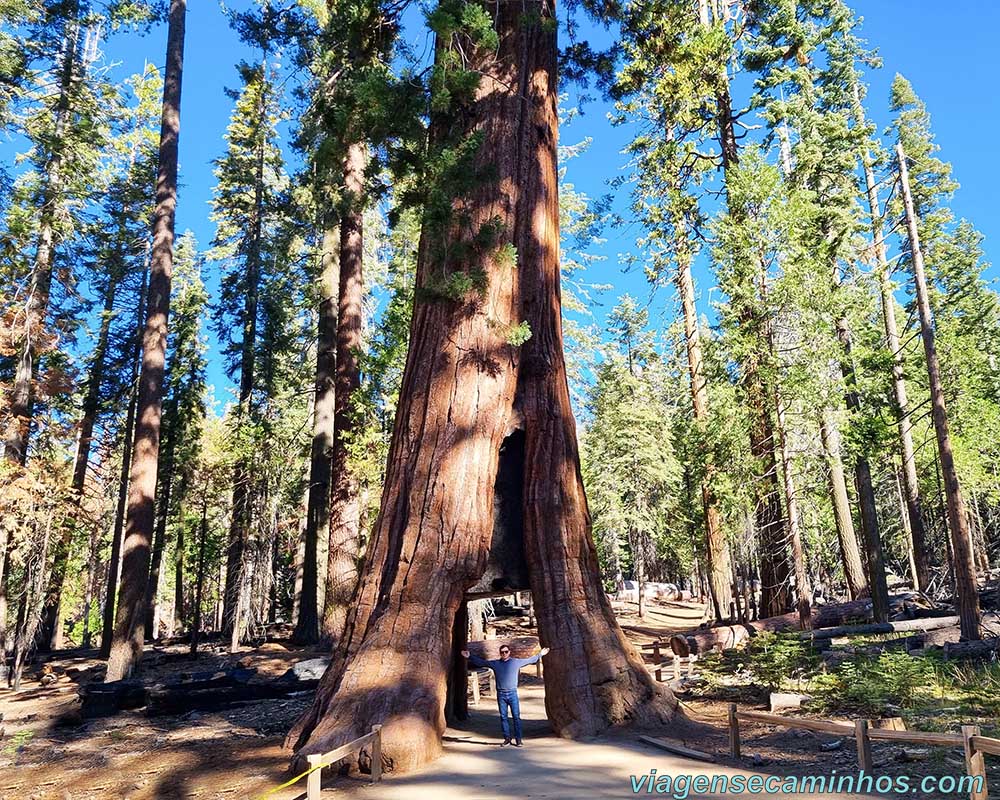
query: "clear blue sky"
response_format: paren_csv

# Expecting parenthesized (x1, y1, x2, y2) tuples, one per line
(40, 1, 1000, 398)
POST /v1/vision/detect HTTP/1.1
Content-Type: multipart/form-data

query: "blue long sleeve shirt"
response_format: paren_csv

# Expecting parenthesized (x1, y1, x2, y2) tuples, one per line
(467, 652, 541, 691)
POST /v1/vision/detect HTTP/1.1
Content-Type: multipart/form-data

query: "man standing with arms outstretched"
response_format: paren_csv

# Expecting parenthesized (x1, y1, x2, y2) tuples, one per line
(461, 644, 549, 747)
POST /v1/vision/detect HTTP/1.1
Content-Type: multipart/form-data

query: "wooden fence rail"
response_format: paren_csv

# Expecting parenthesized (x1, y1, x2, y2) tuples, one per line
(304, 724, 383, 799)
(729, 705, 995, 800)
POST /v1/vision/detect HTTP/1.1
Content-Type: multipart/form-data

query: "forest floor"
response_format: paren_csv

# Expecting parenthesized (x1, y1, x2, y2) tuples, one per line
(0, 600, 994, 799)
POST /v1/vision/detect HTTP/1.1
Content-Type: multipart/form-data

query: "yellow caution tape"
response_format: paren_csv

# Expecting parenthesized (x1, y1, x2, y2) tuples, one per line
(255, 759, 327, 799)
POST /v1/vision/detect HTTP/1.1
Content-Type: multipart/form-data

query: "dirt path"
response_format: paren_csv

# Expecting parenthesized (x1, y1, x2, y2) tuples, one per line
(314, 684, 881, 800)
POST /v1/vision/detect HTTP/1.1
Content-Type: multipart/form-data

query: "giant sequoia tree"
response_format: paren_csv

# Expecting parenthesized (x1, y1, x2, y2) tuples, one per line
(286, 0, 674, 771)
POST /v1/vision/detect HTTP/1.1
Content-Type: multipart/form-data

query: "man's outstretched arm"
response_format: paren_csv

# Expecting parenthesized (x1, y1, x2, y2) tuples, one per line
(515, 646, 550, 666)
(460, 649, 489, 669)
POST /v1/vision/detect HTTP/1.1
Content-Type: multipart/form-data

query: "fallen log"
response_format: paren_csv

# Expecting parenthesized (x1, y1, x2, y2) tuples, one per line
(146, 678, 319, 715)
(669, 595, 941, 656)
(941, 637, 1000, 661)
(798, 616, 960, 642)
(669, 599, 876, 656)
(79, 680, 147, 718)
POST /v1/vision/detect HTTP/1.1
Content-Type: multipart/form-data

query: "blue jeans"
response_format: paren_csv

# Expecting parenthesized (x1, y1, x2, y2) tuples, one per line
(496, 689, 522, 741)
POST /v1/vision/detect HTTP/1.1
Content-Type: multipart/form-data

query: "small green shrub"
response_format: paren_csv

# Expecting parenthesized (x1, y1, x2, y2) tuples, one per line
(812, 650, 937, 715)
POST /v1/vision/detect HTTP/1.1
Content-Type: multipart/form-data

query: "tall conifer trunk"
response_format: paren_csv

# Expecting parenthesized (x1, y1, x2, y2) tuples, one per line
(105, 0, 187, 681)
(854, 87, 930, 591)
(897, 143, 980, 640)
(676, 253, 732, 620)
(39, 272, 119, 650)
(819, 414, 868, 598)
(293, 227, 338, 644)
(704, 9, 790, 616)
(322, 143, 365, 645)
(101, 274, 146, 658)
(222, 62, 268, 642)
(3, 14, 77, 466)
(287, 0, 674, 770)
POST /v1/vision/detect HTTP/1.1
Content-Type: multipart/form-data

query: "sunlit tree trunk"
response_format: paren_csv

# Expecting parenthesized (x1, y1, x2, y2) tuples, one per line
(854, 87, 931, 592)
(105, 0, 187, 680)
(819, 413, 868, 598)
(704, 8, 789, 615)
(322, 143, 365, 645)
(897, 143, 980, 640)
(286, 1, 674, 770)
(676, 252, 732, 620)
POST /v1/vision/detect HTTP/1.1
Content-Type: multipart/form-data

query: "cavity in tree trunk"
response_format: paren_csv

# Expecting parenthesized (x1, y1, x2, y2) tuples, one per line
(676, 252, 732, 620)
(286, 1, 675, 770)
(896, 143, 981, 640)
(819, 413, 868, 598)
(322, 143, 365, 645)
(293, 227, 338, 644)
(105, 0, 186, 681)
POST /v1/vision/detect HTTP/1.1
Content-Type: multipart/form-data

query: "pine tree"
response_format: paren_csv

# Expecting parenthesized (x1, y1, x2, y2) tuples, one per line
(209, 55, 290, 645)
(144, 231, 207, 638)
(38, 65, 162, 651)
(106, 0, 187, 681)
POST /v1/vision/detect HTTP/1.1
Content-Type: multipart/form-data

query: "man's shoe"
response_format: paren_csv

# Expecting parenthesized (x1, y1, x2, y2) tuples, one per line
(514, 740, 523, 747)
(501, 739, 512, 747)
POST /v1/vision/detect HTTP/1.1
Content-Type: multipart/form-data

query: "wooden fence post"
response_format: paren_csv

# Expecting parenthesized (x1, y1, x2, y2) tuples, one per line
(371, 724, 383, 784)
(653, 641, 662, 682)
(729, 704, 741, 759)
(855, 719, 873, 773)
(962, 725, 988, 800)
(673, 655, 681, 680)
(306, 753, 323, 800)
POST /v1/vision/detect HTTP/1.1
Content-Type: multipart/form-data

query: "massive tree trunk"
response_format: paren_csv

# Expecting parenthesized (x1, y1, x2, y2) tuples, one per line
(322, 144, 364, 645)
(676, 253, 732, 620)
(286, 1, 674, 771)
(819, 412, 868, 598)
(897, 143, 980, 640)
(105, 0, 186, 681)
(293, 227, 338, 644)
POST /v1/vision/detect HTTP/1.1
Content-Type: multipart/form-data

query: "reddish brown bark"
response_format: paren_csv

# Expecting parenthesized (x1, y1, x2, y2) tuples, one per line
(322, 143, 365, 645)
(286, 0, 674, 771)
(897, 143, 980, 640)
(105, 0, 186, 681)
